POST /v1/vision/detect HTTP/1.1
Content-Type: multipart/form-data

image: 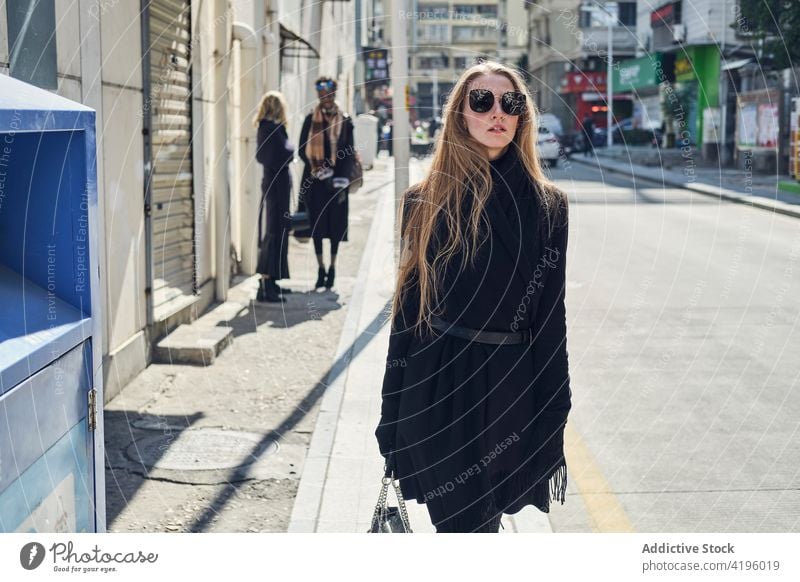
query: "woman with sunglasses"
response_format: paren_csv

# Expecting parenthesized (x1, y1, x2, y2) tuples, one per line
(298, 76, 356, 290)
(375, 62, 572, 533)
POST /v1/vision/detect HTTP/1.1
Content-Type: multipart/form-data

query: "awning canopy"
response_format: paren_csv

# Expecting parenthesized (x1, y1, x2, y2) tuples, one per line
(279, 23, 319, 60)
(721, 57, 753, 71)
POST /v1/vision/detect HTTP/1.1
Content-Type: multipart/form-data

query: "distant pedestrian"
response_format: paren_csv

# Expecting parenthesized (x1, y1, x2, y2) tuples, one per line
(254, 91, 295, 303)
(428, 116, 440, 140)
(370, 109, 382, 155)
(581, 114, 595, 157)
(299, 76, 356, 290)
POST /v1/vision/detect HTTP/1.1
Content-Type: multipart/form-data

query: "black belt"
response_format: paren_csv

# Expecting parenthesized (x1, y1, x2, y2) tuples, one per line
(430, 316, 533, 345)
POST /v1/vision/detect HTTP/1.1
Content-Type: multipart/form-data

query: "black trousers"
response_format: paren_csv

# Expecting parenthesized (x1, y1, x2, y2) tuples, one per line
(313, 237, 340, 256)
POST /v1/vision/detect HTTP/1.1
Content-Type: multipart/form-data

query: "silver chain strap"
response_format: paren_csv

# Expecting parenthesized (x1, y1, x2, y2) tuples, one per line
(391, 476, 413, 531)
(369, 464, 413, 532)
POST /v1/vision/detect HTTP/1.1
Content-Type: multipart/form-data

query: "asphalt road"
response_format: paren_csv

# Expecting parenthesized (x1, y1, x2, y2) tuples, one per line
(546, 159, 800, 532)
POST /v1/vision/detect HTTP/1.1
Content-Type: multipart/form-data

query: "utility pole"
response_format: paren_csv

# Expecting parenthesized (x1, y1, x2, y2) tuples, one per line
(607, 5, 613, 149)
(432, 73, 439, 120)
(496, 0, 506, 60)
(585, 1, 618, 148)
(391, 0, 410, 202)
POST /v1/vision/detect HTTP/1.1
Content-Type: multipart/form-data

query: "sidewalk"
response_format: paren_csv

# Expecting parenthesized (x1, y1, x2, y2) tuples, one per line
(287, 160, 554, 534)
(572, 145, 800, 220)
(104, 156, 395, 533)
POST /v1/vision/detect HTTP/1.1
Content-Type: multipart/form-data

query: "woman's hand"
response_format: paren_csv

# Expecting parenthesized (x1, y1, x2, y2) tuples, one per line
(314, 166, 334, 180)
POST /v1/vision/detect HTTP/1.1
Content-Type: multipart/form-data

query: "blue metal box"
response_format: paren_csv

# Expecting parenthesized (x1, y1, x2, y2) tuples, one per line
(0, 74, 105, 532)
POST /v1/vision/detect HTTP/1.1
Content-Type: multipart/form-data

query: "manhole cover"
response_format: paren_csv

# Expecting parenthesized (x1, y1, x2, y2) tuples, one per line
(126, 429, 278, 471)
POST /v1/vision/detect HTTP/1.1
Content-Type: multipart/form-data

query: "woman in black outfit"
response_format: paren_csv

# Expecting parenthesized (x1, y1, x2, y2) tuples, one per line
(375, 62, 572, 533)
(298, 76, 356, 290)
(254, 91, 295, 303)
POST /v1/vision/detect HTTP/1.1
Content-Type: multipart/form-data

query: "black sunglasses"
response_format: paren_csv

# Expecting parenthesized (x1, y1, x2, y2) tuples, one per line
(316, 80, 336, 92)
(468, 89, 526, 116)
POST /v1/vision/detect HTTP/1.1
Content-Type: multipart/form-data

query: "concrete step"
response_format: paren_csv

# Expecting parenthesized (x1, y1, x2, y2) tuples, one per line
(150, 275, 262, 366)
(153, 323, 233, 365)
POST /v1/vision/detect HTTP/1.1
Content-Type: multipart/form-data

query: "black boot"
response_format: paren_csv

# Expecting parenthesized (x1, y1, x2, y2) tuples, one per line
(256, 278, 268, 302)
(314, 266, 327, 289)
(275, 283, 292, 294)
(325, 266, 336, 289)
(258, 278, 285, 303)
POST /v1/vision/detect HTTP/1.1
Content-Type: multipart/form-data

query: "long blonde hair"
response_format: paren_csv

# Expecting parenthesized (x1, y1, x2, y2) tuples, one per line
(253, 90, 288, 128)
(391, 61, 565, 337)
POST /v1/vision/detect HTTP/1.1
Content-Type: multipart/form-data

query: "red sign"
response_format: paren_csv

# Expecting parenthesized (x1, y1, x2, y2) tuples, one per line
(651, 2, 675, 27)
(561, 71, 607, 94)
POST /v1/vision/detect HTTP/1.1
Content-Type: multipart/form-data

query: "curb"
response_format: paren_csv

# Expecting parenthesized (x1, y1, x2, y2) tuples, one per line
(288, 175, 394, 533)
(571, 156, 800, 220)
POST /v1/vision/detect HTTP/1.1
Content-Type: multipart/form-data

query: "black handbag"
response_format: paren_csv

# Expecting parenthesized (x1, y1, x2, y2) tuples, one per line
(367, 455, 413, 533)
(349, 151, 364, 194)
(289, 210, 310, 233)
(292, 191, 312, 242)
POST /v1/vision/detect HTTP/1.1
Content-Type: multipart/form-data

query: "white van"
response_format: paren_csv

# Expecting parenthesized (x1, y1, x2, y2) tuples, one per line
(537, 113, 564, 137)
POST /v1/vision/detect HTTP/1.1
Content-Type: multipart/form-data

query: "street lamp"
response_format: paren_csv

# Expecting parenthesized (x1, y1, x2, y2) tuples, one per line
(581, 1, 618, 148)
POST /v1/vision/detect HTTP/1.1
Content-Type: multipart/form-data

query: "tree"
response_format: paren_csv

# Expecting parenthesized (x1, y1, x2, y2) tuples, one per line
(735, 0, 800, 70)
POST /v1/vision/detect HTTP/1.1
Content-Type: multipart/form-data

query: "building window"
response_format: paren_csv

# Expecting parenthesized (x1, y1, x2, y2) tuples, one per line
(418, 55, 449, 69)
(417, 24, 450, 43)
(5, 0, 58, 89)
(453, 4, 497, 19)
(618, 2, 637, 26)
(580, 2, 636, 28)
(454, 56, 474, 70)
(580, 7, 592, 28)
(452, 25, 496, 42)
(420, 4, 449, 20)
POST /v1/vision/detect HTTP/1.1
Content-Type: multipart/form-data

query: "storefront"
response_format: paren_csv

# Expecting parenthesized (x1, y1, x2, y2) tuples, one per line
(560, 70, 632, 131)
(612, 53, 675, 130)
(142, 0, 197, 323)
(671, 45, 720, 150)
(735, 87, 782, 172)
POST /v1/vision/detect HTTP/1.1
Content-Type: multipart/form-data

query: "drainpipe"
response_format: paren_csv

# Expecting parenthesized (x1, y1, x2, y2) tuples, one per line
(212, 0, 230, 301)
(720, 0, 729, 166)
(306, 0, 323, 107)
(264, 0, 280, 91)
(232, 22, 260, 274)
(255, 0, 266, 99)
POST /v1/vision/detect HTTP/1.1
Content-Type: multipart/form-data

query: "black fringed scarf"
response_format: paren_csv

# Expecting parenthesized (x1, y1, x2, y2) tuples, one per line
(488, 144, 570, 514)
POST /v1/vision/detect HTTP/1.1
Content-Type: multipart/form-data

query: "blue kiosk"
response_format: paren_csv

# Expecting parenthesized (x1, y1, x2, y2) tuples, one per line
(0, 74, 105, 532)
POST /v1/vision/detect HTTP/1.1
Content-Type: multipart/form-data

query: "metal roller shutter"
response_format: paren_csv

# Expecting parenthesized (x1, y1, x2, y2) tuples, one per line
(143, 0, 196, 322)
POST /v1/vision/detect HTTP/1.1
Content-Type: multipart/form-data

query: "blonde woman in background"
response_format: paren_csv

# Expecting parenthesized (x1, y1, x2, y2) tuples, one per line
(253, 91, 295, 303)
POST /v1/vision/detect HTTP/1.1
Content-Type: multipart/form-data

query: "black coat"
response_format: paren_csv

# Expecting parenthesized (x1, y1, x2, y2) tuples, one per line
(255, 119, 294, 278)
(375, 147, 572, 530)
(297, 111, 356, 242)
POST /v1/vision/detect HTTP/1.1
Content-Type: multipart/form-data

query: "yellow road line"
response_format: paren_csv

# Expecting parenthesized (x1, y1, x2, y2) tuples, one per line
(565, 423, 636, 532)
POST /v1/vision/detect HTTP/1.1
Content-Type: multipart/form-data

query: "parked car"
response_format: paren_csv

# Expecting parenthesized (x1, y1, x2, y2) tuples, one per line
(537, 113, 564, 138)
(537, 125, 561, 167)
(594, 118, 663, 147)
(593, 118, 629, 145)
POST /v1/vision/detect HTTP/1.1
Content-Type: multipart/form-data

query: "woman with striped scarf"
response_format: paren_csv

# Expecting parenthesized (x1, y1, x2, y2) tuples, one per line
(298, 76, 356, 290)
